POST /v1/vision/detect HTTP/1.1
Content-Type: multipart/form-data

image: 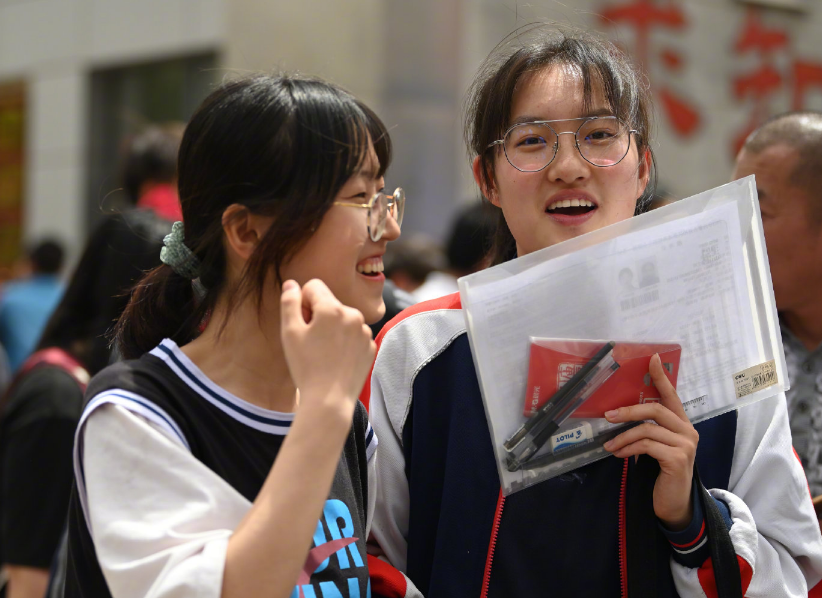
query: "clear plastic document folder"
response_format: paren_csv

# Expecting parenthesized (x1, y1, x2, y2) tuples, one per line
(457, 176, 787, 495)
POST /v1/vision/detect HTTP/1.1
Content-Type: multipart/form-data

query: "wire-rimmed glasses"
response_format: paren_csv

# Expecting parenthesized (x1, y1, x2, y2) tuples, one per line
(334, 187, 405, 242)
(487, 116, 638, 172)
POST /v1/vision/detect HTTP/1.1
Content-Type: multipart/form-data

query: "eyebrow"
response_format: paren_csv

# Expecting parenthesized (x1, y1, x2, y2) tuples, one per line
(508, 108, 615, 127)
(357, 165, 381, 180)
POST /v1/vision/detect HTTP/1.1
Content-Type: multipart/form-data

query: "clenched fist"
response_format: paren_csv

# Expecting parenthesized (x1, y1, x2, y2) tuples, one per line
(280, 279, 376, 423)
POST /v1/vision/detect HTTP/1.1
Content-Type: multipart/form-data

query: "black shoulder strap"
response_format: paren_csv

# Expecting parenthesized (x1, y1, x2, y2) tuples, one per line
(694, 466, 743, 598)
(627, 457, 743, 598)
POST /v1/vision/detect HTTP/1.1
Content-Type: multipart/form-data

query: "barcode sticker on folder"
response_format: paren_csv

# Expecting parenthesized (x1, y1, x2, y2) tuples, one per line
(733, 360, 778, 399)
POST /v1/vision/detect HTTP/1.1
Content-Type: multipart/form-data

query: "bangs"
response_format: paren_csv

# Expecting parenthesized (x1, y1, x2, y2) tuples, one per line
(467, 27, 650, 159)
(294, 86, 392, 200)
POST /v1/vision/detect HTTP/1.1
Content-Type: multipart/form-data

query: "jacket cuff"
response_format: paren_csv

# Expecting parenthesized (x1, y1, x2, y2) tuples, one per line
(659, 482, 711, 568)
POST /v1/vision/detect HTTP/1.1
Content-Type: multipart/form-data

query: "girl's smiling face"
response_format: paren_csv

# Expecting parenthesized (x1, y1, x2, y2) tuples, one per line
(279, 143, 400, 325)
(475, 64, 651, 257)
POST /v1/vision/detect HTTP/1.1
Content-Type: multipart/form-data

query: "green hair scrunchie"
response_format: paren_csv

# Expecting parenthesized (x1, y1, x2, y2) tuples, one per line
(160, 221, 201, 280)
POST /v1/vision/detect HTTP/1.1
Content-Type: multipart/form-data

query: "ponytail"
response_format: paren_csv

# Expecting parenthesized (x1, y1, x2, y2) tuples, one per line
(114, 265, 211, 359)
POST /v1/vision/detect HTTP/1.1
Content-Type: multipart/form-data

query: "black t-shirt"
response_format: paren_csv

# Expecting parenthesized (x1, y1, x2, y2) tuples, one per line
(64, 340, 374, 598)
(0, 365, 85, 568)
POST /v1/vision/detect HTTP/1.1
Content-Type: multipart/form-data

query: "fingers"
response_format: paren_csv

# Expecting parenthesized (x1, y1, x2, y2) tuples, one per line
(298, 279, 342, 325)
(297, 279, 368, 334)
(300, 278, 335, 309)
(605, 354, 692, 433)
(604, 353, 699, 461)
(604, 421, 687, 456)
(607, 436, 674, 461)
(280, 279, 305, 331)
(605, 400, 690, 435)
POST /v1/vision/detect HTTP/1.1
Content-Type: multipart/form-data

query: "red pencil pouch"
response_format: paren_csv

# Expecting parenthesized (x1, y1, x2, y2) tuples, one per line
(524, 339, 682, 419)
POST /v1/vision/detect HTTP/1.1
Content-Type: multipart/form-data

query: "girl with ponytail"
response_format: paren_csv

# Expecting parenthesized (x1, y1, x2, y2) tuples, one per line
(64, 74, 403, 598)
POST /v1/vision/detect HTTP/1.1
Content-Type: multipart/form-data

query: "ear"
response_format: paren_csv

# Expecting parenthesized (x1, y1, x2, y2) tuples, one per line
(636, 148, 652, 198)
(222, 204, 273, 262)
(472, 156, 499, 206)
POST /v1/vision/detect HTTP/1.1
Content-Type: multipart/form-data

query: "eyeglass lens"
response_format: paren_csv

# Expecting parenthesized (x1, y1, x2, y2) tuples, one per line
(369, 193, 388, 242)
(390, 188, 405, 229)
(503, 117, 632, 172)
(369, 189, 405, 242)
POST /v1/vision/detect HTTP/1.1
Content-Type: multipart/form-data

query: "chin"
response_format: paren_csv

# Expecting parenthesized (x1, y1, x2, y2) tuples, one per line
(362, 301, 386, 326)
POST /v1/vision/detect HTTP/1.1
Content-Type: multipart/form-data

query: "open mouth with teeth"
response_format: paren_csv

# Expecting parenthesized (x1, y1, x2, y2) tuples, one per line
(546, 198, 597, 217)
(356, 260, 384, 277)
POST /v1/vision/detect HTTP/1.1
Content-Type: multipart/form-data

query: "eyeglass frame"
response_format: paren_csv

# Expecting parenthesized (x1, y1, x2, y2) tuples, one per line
(333, 187, 405, 242)
(486, 115, 639, 172)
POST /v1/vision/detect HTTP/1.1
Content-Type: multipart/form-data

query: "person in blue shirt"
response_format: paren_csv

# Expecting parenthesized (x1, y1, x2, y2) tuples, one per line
(0, 240, 64, 371)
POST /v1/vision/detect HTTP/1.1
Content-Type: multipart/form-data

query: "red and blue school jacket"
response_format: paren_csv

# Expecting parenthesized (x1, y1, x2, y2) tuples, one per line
(363, 293, 822, 598)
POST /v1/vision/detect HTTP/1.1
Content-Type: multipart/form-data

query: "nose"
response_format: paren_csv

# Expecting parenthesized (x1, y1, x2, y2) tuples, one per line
(546, 131, 589, 184)
(381, 209, 401, 242)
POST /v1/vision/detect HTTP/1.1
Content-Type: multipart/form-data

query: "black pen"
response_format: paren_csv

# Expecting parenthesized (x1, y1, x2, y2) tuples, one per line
(505, 341, 617, 452)
(506, 341, 619, 471)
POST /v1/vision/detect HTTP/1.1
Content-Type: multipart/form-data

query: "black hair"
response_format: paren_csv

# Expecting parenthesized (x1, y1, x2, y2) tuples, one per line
(464, 25, 656, 264)
(37, 210, 167, 375)
(741, 110, 822, 222)
(383, 236, 445, 285)
(446, 202, 496, 274)
(121, 124, 184, 204)
(29, 239, 64, 275)
(115, 74, 392, 359)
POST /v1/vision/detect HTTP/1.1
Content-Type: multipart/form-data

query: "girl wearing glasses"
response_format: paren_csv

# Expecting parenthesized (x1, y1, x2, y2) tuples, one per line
(63, 75, 403, 598)
(366, 27, 822, 598)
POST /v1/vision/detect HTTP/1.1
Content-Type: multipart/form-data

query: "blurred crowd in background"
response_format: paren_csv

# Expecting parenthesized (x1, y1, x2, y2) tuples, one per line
(0, 0, 820, 597)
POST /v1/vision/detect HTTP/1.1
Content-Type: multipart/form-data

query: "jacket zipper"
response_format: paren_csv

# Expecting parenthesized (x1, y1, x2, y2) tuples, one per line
(619, 457, 629, 598)
(482, 461, 629, 598)
(480, 489, 505, 598)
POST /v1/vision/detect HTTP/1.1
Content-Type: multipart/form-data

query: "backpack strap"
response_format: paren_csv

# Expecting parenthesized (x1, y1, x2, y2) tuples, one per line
(16, 348, 90, 391)
(627, 457, 743, 598)
(694, 466, 743, 598)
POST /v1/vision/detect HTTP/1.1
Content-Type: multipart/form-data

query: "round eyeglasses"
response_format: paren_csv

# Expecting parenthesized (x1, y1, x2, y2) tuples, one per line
(487, 116, 638, 172)
(334, 187, 405, 242)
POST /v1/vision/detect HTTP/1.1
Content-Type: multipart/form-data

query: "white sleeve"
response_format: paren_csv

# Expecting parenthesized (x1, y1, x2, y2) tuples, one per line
(81, 403, 252, 598)
(366, 308, 465, 581)
(366, 368, 410, 572)
(671, 393, 822, 597)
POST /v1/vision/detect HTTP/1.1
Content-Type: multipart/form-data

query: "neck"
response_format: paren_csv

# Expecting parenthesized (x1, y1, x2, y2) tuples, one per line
(181, 292, 297, 412)
(782, 306, 822, 352)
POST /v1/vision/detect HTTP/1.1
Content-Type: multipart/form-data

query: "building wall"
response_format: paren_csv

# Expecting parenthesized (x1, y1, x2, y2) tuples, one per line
(2, 0, 822, 255)
(0, 0, 224, 257)
(228, 0, 822, 241)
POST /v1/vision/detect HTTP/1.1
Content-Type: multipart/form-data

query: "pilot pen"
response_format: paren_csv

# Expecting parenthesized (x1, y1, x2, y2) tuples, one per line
(504, 341, 616, 453)
(510, 353, 620, 469)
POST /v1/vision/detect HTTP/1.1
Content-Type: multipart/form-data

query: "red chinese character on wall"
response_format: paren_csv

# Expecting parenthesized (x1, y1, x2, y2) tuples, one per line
(599, 0, 701, 137)
(732, 8, 822, 156)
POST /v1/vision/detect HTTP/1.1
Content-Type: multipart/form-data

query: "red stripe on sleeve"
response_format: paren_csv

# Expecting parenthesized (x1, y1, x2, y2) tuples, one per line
(368, 554, 409, 598)
(697, 554, 753, 598)
(670, 520, 706, 549)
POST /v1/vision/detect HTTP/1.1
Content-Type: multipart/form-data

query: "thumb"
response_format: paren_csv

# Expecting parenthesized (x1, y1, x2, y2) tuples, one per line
(280, 280, 306, 331)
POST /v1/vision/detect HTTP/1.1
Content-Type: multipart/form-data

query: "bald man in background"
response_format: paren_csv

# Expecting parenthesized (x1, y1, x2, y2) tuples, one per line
(733, 112, 822, 507)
